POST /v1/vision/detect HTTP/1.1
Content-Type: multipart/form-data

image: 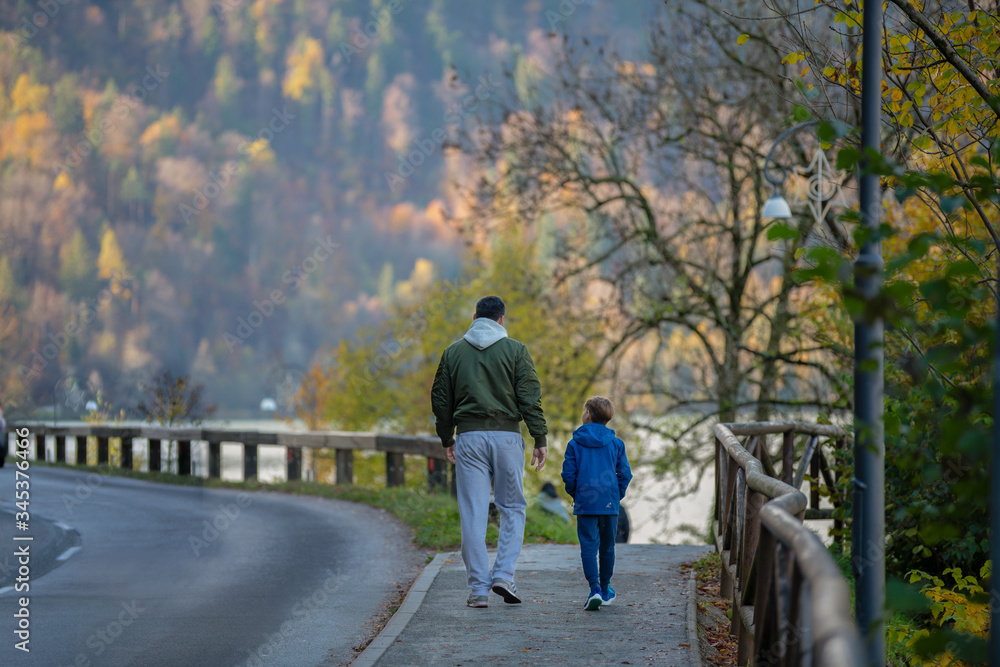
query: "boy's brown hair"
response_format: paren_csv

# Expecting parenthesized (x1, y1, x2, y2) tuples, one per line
(584, 396, 614, 424)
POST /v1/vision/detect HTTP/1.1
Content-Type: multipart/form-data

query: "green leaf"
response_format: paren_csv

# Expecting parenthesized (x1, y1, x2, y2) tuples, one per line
(792, 105, 812, 122)
(886, 578, 931, 613)
(766, 222, 798, 241)
(919, 521, 959, 545)
(947, 259, 980, 278)
(817, 120, 852, 142)
(969, 155, 990, 170)
(940, 195, 968, 214)
(913, 629, 988, 664)
(836, 147, 860, 170)
(737, 34, 749, 45)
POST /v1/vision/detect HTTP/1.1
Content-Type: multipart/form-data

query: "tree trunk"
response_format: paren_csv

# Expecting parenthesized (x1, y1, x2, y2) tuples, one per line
(756, 280, 794, 422)
(718, 329, 741, 424)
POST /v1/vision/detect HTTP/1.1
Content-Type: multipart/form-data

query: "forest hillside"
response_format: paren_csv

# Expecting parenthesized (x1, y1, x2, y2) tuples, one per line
(0, 0, 654, 414)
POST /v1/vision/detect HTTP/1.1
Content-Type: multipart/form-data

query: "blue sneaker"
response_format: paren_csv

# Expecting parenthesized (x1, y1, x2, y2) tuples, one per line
(584, 586, 602, 611)
(601, 586, 616, 605)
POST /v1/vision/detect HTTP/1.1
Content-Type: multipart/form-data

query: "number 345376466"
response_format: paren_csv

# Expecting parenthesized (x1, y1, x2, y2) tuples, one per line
(15, 427, 30, 522)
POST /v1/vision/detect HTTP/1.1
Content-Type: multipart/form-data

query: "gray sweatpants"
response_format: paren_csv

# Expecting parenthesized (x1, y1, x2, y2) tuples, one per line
(454, 430, 527, 595)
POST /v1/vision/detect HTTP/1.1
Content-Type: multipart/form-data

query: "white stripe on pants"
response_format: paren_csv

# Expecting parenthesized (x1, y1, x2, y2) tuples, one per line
(455, 430, 526, 595)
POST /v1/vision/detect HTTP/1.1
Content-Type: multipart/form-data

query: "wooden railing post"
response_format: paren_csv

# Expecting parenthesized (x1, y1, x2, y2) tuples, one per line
(715, 436, 722, 525)
(720, 452, 738, 601)
(386, 452, 405, 487)
(148, 439, 161, 472)
(122, 436, 133, 470)
(427, 457, 447, 491)
(810, 445, 821, 511)
(287, 447, 302, 481)
(208, 441, 221, 478)
(243, 443, 257, 480)
(97, 436, 109, 465)
(834, 436, 845, 539)
(782, 430, 794, 485)
(740, 490, 765, 602)
(751, 529, 779, 667)
(336, 449, 354, 484)
(178, 440, 191, 475)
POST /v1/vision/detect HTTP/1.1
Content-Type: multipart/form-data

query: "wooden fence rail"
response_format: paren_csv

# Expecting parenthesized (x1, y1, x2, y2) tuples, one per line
(5, 422, 453, 493)
(714, 421, 864, 666)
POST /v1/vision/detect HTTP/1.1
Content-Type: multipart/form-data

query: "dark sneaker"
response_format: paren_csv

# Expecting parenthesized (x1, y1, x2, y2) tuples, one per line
(584, 586, 603, 611)
(491, 579, 522, 604)
(467, 594, 488, 608)
(601, 586, 616, 606)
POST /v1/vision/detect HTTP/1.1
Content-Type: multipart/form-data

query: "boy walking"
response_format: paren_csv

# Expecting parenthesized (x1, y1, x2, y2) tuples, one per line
(561, 396, 633, 610)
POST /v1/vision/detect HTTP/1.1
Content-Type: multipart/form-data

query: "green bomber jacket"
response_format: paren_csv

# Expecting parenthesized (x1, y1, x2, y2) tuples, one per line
(430, 317, 547, 449)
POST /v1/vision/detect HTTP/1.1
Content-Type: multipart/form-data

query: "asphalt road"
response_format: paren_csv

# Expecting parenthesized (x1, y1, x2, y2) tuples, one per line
(0, 465, 427, 667)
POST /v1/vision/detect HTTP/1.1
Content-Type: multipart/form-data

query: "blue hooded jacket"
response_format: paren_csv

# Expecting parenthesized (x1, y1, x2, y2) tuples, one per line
(560, 422, 633, 515)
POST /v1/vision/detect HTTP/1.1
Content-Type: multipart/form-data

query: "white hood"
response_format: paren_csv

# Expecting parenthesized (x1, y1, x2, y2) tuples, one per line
(463, 318, 508, 350)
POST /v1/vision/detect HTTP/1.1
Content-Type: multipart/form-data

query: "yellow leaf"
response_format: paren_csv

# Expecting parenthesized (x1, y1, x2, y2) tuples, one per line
(282, 36, 325, 101)
(737, 34, 749, 46)
(97, 228, 127, 282)
(53, 172, 72, 190)
(10, 74, 49, 113)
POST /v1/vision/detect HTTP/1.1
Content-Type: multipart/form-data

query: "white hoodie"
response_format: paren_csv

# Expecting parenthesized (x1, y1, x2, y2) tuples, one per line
(463, 317, 509, 350)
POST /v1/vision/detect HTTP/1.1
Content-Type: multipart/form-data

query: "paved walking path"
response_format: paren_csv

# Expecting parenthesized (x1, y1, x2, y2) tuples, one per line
(354, 543, 711, 667)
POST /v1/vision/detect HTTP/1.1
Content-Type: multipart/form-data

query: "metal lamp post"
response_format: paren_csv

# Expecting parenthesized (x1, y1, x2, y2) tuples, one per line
(993, 287, 1000, 666)
(854, 4, 886, 665)
(761, 22, 886, 659)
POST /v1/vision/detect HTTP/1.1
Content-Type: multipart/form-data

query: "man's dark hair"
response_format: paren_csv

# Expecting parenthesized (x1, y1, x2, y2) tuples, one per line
(475, 296, 505, 321)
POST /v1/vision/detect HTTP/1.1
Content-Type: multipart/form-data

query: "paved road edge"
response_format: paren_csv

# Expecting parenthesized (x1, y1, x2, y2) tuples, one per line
(0, 506, 82, 593)
(687, 566, 702, 666)
(351, 551, 451, 667)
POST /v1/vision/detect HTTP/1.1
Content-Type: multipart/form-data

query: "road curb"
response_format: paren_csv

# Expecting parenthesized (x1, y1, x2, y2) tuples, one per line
(687, 567, 702, 666)
(351, 551, 451, 667)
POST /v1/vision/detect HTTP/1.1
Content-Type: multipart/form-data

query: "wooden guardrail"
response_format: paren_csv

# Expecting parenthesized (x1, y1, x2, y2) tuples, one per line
(5, 423, 452, 492)
(714, 421, 864, 666)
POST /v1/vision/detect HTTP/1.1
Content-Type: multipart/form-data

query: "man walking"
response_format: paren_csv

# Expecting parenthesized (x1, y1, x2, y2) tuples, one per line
(431, 295, 548, 608)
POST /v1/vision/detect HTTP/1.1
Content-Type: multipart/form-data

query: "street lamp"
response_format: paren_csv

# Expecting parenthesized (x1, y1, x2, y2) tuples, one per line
(761, 120, 817, 221)
(762, 119, 850, 226)
(761, 193, 792, 219)
(761, 70, 885, 667)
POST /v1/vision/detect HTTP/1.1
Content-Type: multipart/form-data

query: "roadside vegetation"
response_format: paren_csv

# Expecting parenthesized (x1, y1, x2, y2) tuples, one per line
(690, 552, 736, 667)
